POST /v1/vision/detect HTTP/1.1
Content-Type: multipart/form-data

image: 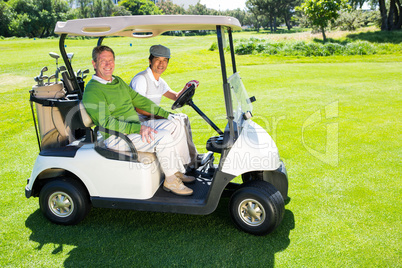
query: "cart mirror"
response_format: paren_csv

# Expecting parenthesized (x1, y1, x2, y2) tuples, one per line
(248, 96, 256, 103)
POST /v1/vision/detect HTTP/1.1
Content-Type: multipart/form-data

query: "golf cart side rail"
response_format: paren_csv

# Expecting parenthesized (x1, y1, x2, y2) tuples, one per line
(54, 15, 242, 37)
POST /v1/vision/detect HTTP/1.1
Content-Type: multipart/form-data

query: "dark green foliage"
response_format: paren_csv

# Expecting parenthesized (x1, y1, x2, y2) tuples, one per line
(118, 0, 162, 15)
(210, 35, 402, 56)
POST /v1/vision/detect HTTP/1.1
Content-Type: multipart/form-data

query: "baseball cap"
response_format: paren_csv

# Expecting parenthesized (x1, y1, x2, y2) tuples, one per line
(150, 45, 171, 58)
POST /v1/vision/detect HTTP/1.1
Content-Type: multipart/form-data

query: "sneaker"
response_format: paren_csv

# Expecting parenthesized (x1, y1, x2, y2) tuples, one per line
(163, 177, 193, 196)
(175, 172, 196, 183)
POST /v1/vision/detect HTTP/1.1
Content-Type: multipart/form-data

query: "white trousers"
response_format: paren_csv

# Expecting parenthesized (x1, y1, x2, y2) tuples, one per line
(104, 119, 189, 177)
(141, 113, 198, 165)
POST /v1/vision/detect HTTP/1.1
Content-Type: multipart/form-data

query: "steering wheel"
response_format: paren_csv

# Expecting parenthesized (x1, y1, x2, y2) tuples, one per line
(171, 84, 196, 110)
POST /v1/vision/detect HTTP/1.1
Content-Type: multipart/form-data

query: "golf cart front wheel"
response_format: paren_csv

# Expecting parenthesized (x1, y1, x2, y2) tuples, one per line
(229, 181, 284, 236)
(39, 177, 90, 225)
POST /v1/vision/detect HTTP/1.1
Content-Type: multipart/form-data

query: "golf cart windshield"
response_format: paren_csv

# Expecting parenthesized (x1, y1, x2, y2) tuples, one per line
(228, 73, 253, 125)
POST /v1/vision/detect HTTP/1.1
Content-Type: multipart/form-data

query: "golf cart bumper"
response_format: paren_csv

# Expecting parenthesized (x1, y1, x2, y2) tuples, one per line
(25, 184, 32, 198)
(264, 160, 289, 200)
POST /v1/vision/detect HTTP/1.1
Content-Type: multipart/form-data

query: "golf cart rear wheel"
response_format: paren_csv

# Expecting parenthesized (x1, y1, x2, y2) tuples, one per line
(39, 177, 90, 225)
(229, 181, 284, 236)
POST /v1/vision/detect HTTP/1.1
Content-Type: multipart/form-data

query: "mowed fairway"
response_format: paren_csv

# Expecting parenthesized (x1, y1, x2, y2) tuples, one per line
(0, 33, 401, 267)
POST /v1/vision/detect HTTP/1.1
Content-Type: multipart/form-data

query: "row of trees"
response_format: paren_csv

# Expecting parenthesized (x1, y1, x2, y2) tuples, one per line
(246, 0, 400, 41)
(0, 0, 400, 39)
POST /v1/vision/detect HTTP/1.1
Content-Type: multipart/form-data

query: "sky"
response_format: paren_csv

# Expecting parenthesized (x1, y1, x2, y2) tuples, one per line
(199, 0, 247, 11)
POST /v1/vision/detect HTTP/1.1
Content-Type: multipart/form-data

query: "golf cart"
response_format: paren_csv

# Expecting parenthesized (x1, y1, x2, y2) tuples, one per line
(25, 15, 288, 236)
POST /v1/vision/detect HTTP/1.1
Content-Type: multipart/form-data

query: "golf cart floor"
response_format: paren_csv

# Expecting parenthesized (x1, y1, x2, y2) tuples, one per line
(150, 168, 215, 205)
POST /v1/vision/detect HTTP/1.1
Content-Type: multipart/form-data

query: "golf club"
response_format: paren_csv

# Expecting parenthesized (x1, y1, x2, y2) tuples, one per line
(67, 53, 74, 63)
(47, 74, 56, 85)
(40, 66, 48, 77)
(82, 69, 89, 79)
(49, 52, 60, 83)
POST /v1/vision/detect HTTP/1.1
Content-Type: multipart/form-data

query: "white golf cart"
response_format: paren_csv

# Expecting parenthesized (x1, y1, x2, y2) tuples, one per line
(25, 15, 288, 236)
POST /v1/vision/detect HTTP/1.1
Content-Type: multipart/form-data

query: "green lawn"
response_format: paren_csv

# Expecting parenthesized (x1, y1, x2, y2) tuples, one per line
(0, 32, 401, 267)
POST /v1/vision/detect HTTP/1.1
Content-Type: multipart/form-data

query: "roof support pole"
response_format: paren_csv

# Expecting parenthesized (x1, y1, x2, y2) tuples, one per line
(216, 26, 235, 145)
(228, 28, 237, 74)
(59, 34, 82, 98)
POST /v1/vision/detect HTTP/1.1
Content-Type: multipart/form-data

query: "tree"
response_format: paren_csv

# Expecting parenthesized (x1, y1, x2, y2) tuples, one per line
(76, 0, 92, 18)
(111, 5, 132, 16)
(186, 2, 217, 15)
(93, 0, 114, 17)
(246, 0, 302, 32)
(6, 0, 70, 37)
(119, 0, 162, 15)
(379, 0, 402, 30)
(297, 0, 349, 42)
(157, 0, 185, 15)
(223, 8, 249, 26)
(0, 0, 12, 36)
(245, 0, 264, 31)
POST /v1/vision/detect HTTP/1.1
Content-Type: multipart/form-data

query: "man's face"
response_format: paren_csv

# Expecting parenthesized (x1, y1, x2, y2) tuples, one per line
(149, 56, 169, 77)
(92, 50, 115, 81)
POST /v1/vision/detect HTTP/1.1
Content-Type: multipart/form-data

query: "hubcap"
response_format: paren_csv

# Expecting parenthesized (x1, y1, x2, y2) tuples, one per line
(48, 192, 74, 217)
(238, 199, 266, 226)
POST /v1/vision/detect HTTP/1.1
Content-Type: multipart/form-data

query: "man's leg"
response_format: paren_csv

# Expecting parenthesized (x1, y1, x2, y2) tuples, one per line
(177, 113, 198, 165)
(142, 119, 192, 166)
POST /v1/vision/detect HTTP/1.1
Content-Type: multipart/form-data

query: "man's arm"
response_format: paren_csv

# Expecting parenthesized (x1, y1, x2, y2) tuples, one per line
(163, 80, 199, 101)
(163, 89, 181, 101)
(128, 84, 170, 119)
(135, 107, 165, 119)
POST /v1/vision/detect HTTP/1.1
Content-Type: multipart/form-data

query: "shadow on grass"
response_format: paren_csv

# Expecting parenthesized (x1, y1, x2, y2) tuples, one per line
(313, 38, 348, 45)
(26, 198, 295, 267)
(346, 30, 402, 44)
(308, 30, 402, 45)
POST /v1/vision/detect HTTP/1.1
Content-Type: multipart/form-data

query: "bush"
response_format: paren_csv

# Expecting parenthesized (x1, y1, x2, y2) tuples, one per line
(324, 43, 344, 55)
(235, 41, 256, 55)
(210, 36, 399, 57)
(344, 41, 376, 55)
(209, 42, 218, 51)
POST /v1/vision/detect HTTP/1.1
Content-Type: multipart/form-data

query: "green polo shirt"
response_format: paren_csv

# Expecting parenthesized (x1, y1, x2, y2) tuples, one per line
(82, 76, 170, 134)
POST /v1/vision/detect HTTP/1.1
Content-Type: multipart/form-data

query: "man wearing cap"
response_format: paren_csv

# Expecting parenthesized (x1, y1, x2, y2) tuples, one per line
(130, 45, 200, 169)
(83, 45, 194, 196)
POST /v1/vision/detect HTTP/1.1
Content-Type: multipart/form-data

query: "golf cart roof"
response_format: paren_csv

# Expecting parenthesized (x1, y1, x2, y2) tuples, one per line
(54, 15, 242, 38)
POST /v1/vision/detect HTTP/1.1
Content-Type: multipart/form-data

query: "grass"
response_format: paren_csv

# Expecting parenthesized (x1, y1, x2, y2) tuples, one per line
(0, 29, 401, 267)
(212, 27, 402, 56)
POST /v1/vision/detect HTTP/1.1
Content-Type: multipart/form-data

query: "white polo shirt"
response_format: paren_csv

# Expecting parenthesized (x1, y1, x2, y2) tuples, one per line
(129, 67, 171, 105)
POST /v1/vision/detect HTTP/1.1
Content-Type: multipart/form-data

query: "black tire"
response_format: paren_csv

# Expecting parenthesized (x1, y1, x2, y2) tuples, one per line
(229, 180, 284, 236)
(39, 177, 91, 225)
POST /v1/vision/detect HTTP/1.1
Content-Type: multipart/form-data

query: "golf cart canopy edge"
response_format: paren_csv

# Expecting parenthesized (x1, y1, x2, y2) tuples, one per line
(54, 15, 242, 37)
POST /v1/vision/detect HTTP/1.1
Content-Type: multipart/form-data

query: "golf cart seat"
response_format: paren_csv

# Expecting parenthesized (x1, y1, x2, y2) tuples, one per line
(78, 102, 157, 165)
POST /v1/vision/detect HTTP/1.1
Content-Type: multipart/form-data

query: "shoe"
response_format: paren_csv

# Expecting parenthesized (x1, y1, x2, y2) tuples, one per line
(185, 166, 198, 176)
(163, 177, 193, 196)
(175, 172, 196, 183)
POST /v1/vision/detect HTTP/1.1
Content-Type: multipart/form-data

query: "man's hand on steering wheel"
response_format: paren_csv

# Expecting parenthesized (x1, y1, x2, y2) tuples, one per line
(172, 80, 199, 110)
(182, 80, 199, 93)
